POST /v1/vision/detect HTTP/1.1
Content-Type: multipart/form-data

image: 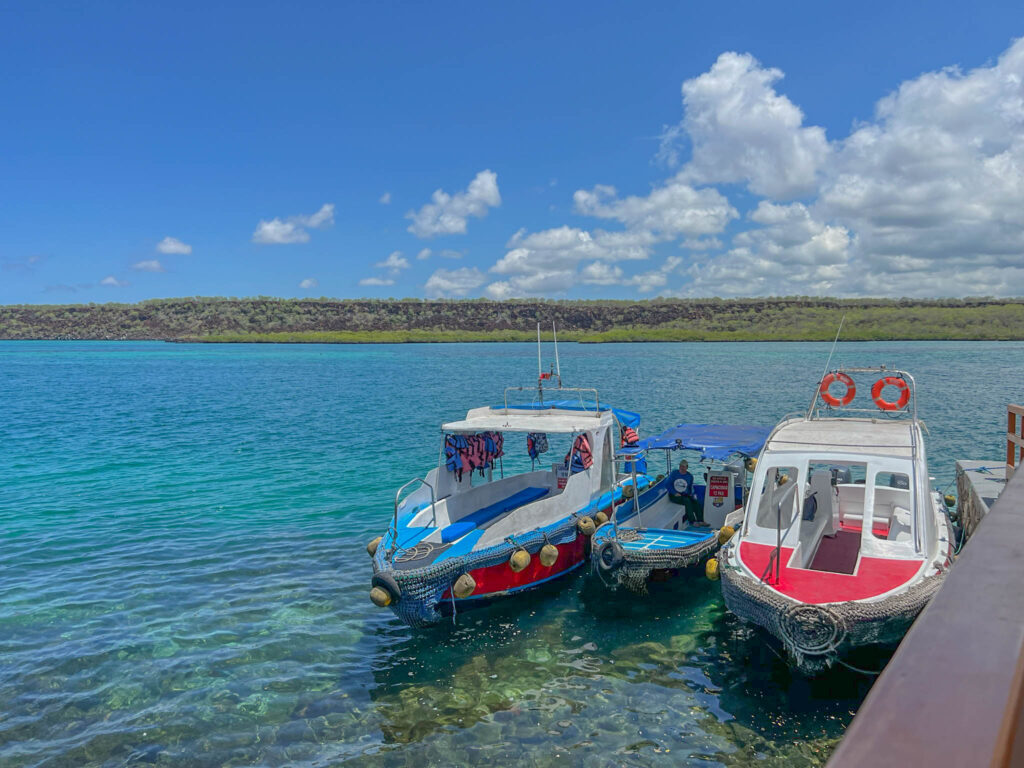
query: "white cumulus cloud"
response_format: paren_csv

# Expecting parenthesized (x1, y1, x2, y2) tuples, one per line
(376, 251, 410, 273)
(100, 276, 128, 287)
(573, 181, 737, 237)
(157, 236, 192, 255)
(670, 51, 830, 199)
(379, 192, 391, 205)
(425, 267, 487, 298)
(684, 37, 1024, 297)
(132, 259, 165, 273)
(359, 277, 395, 287)
(252, 203, 335, 244)
(299, 278, 318, 289)
(406, 170, 501, 238)
(417, 248, 432, 260)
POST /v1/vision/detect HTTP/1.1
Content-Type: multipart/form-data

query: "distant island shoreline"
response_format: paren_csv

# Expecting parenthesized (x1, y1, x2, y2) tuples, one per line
(2, 296, 1023, 343)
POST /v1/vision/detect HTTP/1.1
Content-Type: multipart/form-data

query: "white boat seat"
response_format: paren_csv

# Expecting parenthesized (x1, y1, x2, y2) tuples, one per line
(806, 470, 839, 537)
(887, 505, 913, 542)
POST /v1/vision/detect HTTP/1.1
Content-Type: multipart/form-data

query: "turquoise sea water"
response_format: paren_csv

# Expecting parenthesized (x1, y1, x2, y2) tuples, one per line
(1, 340, 1020, 767)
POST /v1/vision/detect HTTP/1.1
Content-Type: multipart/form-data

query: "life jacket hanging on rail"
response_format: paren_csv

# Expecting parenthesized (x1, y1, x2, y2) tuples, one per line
(526, 432, 549, 460)
(621, 426, 639, 448)
(444, 434, 469, 481)
(565, 433, 594, 474)
(445, 431, 505, 479)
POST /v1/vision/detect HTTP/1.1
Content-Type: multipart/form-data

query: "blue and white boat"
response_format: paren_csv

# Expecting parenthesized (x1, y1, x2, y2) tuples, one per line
(591, 423, 770, 593)
(367, 383, 655, 627)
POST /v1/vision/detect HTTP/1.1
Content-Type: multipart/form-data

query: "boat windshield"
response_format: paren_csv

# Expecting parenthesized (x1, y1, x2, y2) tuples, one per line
(748, 454, 922, 558)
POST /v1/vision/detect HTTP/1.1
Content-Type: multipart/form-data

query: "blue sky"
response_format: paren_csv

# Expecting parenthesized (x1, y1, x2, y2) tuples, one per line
(2, 1, 1022, 304)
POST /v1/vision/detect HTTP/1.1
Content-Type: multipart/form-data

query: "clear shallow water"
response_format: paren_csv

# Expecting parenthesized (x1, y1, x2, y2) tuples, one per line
(0, 340, 1019, 767)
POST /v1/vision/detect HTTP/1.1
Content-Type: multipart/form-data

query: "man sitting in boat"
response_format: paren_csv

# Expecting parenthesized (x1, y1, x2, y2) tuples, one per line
(667, 460, 705, 526)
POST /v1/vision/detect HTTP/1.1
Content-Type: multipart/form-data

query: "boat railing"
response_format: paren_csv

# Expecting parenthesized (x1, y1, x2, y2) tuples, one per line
(501, 385, 600, 414)
(389, 478, 437, 559)
(610, 452, 649, 529)
(807, 366, 919, 424)
(761, 478, 798, 584)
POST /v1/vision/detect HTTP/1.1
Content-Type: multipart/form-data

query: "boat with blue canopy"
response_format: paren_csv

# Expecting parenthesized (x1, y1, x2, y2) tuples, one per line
(591, 423, 769, 593)
(367, 367, 656, 626)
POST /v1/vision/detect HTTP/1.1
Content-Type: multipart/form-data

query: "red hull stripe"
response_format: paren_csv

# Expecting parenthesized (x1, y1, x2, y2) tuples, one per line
(442, 535, 587, 600)
(738, 540, 923, 604)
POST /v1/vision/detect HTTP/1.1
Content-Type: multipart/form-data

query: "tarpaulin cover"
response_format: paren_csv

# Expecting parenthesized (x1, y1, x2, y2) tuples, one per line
(618, 423, 769, 461)
(498, 400, 641, 430)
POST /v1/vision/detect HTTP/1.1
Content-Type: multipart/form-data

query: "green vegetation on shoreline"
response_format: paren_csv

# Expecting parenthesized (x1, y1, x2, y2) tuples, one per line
(2, 296, 1023, 342)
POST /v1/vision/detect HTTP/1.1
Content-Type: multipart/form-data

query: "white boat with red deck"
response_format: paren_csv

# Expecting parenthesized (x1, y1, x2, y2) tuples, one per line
(718, 367, 954, 673)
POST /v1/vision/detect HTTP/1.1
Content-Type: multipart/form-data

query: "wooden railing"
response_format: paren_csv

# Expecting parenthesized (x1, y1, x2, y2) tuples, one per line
(1009, 404, 1024, 480)
(826, 465, 1024, 768)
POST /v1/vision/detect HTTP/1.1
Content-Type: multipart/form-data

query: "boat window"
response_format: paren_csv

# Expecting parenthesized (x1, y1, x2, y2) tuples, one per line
(806, 462, 861, 487)
(755, 466, 800, 529)
(872, 471, 912, 541)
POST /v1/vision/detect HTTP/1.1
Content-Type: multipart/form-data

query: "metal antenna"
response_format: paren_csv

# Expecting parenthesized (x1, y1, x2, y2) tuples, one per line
(536, 322, 544, 404)
(808, 313, 847, 417)
(552, 322, 561, 387)
(536, 322, 542, 377)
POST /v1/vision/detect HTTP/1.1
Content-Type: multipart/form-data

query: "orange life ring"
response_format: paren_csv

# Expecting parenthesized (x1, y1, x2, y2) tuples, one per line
(871, 376, 910, 411)
(819, 372, 856, 407)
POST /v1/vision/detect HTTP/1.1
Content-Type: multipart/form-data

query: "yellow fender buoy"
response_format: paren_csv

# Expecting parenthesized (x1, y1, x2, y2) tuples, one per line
(622, 485, 635, 499)
(778, 473, 789, 486)
(594, 511, 609, 526)
(718, 525, 735, 546)
(453, 572, 476, 598)
(744, 457, 757, 472)
(510, 549, 531, 572)
(705, 558, 720, 581)
(943, 494, 956, 508)
(577, 517, 596, 536)
(367, 536, 382, 557)
(370, 586, 392, 607)
(539, 543, 559, 567)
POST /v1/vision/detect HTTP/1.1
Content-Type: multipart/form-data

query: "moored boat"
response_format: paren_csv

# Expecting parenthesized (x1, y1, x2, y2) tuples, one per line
(719, 367, 954, 673)
(367, 384, 653, 627)
(591, 423, 769, 593)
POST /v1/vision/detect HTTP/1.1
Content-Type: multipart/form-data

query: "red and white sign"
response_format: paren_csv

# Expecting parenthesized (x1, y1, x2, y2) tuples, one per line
(708, 475, 730, 497)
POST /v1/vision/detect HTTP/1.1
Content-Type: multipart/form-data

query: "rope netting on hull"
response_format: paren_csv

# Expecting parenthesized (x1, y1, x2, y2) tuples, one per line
(592, 528, 720, 595)
(374, 515, 585, 627)
(718, 544, 944, 674)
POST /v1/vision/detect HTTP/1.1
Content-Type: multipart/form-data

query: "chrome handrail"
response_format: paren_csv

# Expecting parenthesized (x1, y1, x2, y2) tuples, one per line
(631, 463, 642, 528)
(761, 477, 798, 583)
(502, 385, 601, 414)
(389, 477, 437, 560)
(810, 366, 919, 423)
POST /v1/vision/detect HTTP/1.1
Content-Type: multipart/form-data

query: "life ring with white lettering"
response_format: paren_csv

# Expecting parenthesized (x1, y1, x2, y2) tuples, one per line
(871, 376, 910, 411)
(819, 372, 856, 407)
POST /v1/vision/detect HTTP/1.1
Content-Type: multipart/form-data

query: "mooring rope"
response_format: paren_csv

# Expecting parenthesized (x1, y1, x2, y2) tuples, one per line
(835, 657, 883, 676)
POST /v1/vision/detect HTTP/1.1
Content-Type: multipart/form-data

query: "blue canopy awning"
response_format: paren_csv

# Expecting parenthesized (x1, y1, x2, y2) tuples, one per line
(498, 400, 641, 430)
(619, 423, 769, 461)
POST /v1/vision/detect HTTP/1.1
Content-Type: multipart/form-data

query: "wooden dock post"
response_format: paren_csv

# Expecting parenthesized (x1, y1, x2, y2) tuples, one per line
(1009, 404, 1023, 480)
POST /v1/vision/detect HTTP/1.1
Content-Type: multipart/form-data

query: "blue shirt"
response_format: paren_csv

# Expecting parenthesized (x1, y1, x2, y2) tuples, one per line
(668, 470, 694, 497)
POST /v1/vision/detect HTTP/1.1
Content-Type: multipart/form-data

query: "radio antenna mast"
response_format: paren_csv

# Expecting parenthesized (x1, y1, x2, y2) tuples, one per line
(552, 322, 562, 388)
(808, 313, 847, 417)
(536, 322, 544, 404)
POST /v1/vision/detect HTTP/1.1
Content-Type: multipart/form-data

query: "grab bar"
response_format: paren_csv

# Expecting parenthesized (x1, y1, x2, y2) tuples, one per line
(390, 478, 437, 559)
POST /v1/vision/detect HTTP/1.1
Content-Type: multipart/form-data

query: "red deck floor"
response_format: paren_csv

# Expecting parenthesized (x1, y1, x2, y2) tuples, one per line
(739, 541, 923, 604)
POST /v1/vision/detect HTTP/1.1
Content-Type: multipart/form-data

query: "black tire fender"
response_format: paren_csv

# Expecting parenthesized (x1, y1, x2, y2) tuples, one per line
(597, 540, 625, 573)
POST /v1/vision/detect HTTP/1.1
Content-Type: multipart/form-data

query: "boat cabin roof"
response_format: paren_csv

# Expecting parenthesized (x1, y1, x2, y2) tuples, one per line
(766, 417, 918, 459)
(442, 406, 615, 434)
